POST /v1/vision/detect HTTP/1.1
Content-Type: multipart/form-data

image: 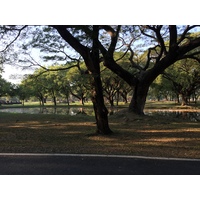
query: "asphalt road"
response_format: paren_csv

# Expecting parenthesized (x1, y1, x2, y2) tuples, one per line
(0, 154, 200, 175)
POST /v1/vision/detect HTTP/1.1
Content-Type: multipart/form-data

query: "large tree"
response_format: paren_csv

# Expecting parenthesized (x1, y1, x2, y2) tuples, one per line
(98, 26, 200, 114)
(51, 26, 113, 134)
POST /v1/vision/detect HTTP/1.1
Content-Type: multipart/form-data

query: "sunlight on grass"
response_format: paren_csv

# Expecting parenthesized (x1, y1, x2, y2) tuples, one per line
(142, 138, 196, 143)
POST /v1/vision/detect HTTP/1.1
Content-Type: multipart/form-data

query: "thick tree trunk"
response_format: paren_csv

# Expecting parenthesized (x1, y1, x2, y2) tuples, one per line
(88, 26, 112, 135)
(91, 74, 113, 135)
(128, 82, 149, 115)
(181, 94, 188, 106)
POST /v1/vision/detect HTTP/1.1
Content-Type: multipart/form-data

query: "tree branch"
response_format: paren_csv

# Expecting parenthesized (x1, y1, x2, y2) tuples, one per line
(107, 25, 121, 56)
(177, 36, 200, 57)
(139, 26, 157, 40)
(179, 53, 200, 63)
(52, 26, 89, 59)
(178, 25, 200, 44)
(169, 25, 178, 51)
(128, 45, 144, 71)
(0, 25, 27, 52)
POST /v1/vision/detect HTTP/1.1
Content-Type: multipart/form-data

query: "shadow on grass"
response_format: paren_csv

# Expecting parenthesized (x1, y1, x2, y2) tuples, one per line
(0, 112, 200, 158)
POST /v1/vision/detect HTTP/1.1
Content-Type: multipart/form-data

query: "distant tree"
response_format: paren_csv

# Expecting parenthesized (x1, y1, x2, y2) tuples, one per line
(22, 72, 48, 106)
(66, 65, 91, 105)
(0, 75, 12, 99)
(16, 83, 33, 106)
(149, 75, 174, 101)
(101, 52, 132, 106)
(101, 68, 131, 106)
(42, 68, 61, 106)
(164, 58, 200, 105)
(56, 70, 71, 106)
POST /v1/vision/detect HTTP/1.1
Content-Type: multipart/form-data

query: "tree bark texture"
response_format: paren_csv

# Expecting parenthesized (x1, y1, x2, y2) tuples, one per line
(128, 82, 150, 115)
(91, 73, 112, 134)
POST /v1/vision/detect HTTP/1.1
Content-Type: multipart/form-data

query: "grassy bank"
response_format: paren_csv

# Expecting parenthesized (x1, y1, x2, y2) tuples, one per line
(0, 107, 200, 159)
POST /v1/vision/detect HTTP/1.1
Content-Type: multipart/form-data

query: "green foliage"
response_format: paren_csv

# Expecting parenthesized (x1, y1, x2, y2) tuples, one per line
(149, 57, 200, 104)
(20, 62, 92, 105)
(167, 58, 200, 90)
(149, 75, 174, 101)
(0, 75, 14, 98)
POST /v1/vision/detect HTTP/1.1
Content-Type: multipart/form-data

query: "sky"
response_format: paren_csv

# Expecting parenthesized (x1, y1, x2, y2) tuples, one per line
(2, 65, 33, 84)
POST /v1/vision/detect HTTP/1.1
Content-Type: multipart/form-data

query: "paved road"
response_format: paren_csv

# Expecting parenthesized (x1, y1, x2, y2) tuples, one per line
(0, 154, 200, 175)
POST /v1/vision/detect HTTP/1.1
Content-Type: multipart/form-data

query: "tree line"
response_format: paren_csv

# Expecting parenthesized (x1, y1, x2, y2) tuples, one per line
(1, 53, 200, 108)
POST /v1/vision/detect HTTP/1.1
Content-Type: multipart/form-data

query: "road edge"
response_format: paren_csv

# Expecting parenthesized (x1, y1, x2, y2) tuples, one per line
(0, 153, 200, 161)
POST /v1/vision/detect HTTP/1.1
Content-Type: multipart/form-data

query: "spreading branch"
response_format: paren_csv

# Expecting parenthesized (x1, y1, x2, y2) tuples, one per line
(178, 25, 200, 45)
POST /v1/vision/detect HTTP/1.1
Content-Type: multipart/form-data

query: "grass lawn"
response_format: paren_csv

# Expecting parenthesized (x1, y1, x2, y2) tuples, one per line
(0, 102, 200, 159)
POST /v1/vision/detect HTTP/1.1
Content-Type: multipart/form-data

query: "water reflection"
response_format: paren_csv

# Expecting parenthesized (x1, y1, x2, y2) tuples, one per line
(145, 109, 200, 122)
(0, 107, 199, 121)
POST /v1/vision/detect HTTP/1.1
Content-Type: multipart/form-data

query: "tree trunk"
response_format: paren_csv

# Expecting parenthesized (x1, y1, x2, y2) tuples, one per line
(120, 91, 128, 103)
(53, 96, 57, 106)
(116, 90, 120, 106)
(87, 26, 112, 135)
(128, 82, 149, 115)
(91, 74, 113, 135)
(81, 95, 85, 106)
(108, 96, 114, 107)
(66, 95, 70, 106)
(38, 97, 45, 106)
(181, 94, 188, 106)
(176, 93, 180, 103)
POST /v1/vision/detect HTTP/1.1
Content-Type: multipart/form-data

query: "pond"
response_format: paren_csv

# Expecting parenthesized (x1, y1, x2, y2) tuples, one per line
(0, 106, 200, 122)
(0, 107, 94, 116)
(145, 109, 200, 122)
